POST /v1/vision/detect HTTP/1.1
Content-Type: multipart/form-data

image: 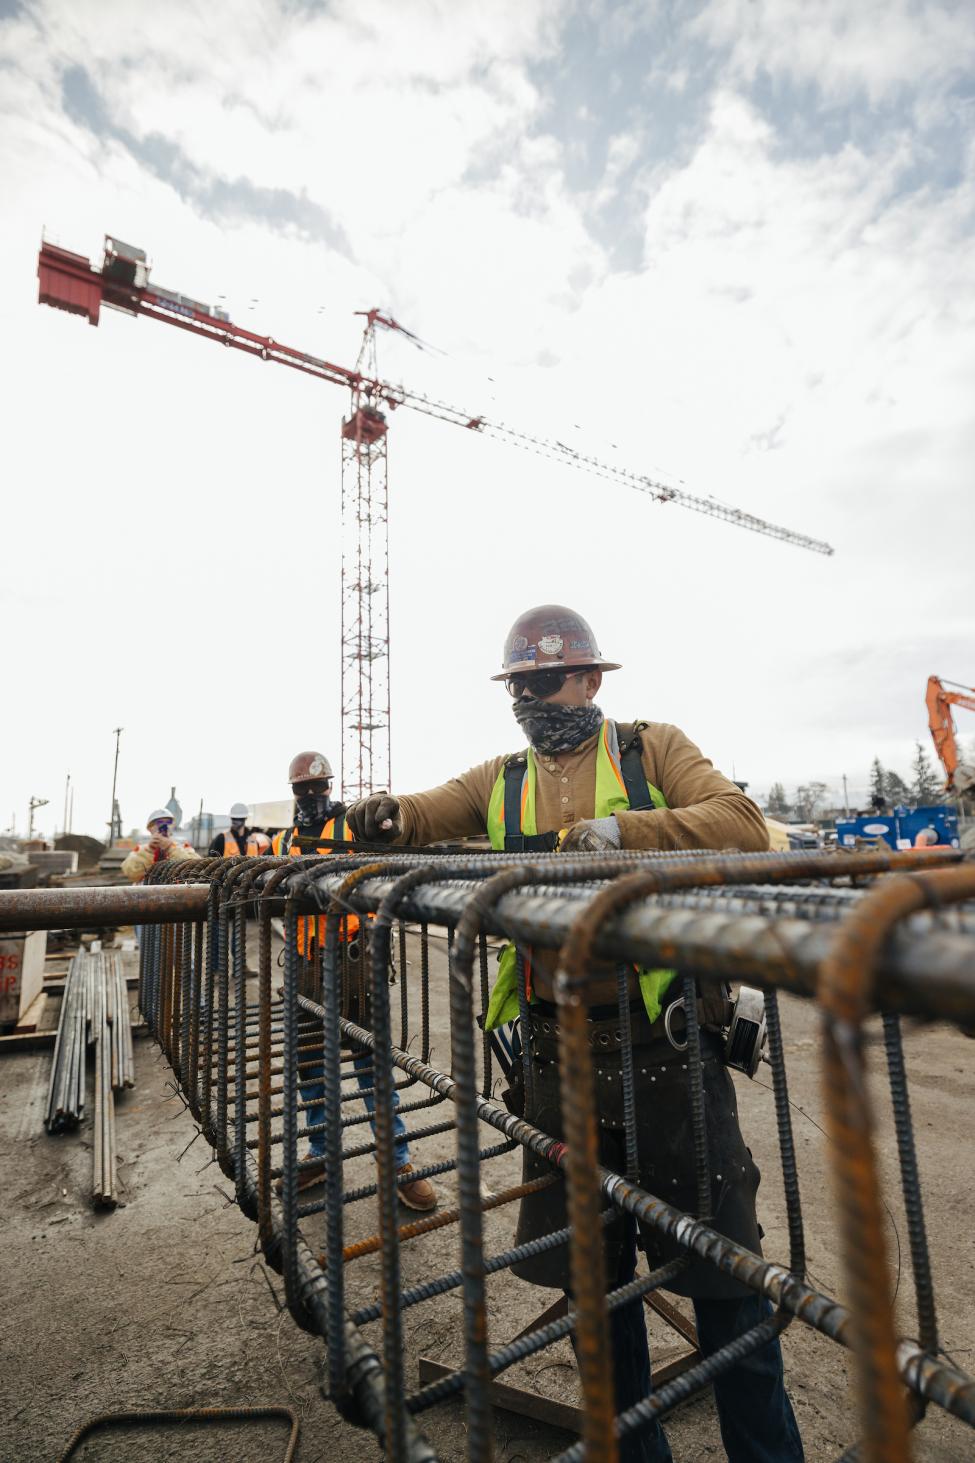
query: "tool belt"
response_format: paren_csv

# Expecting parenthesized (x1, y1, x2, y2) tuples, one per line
(525, 990, 734, 1062)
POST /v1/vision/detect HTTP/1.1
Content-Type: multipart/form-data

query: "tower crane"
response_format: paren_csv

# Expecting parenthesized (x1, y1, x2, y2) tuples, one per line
(37, 234, 834, 797)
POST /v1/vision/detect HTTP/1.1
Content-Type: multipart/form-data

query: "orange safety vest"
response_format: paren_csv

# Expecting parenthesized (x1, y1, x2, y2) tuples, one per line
(283, 814, 360, 951)
(222, 829, 266, 857)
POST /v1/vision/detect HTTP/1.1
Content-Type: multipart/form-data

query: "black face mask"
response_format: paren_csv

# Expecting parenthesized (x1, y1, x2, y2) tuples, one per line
(295, 790, 333, 828)
(512, 697, 604, 755)
(231, 821, 246, 835)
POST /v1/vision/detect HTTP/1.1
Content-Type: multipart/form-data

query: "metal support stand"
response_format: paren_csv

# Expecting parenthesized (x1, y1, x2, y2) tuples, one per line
(417, 1284, 700, 1435)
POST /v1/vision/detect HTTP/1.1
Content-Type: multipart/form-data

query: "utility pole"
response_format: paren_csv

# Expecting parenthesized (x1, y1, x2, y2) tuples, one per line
(842, 774, 850, 818)
(62, 771, 71, 837)
(27, 796, 49, 840)
(68, 783, 74, 834)
(108, 727, 123, 846)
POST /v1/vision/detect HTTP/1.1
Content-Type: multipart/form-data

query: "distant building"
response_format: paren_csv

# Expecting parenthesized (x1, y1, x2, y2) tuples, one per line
(165, 786, 183, 827)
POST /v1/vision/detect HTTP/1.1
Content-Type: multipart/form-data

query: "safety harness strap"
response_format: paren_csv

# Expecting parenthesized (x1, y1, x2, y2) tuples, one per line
(616, 721, 654, 811)
(502, 756, 558, 853)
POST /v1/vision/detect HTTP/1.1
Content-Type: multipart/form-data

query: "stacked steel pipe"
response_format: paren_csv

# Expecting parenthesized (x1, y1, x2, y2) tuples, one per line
(44, 949, 91, 1131)
(42, 948, 135, 1207)
(9, 846, 975, 1460)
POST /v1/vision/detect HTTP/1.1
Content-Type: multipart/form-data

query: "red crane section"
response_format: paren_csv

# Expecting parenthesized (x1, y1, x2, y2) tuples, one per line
(35, 236, 834, 558)
(38, 236, 359, 390)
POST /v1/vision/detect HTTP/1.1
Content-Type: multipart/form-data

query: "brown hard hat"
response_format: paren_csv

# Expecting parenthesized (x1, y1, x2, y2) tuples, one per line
(288, 750, 334, 785)
(490, 604, 621, 680)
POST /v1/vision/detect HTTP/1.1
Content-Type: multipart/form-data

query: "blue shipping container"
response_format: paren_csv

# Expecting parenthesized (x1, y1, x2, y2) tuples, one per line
(835, 804, 959, 851)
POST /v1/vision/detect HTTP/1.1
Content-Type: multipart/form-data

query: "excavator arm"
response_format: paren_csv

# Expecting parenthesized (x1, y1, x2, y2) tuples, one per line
(926, 676, 975, 793)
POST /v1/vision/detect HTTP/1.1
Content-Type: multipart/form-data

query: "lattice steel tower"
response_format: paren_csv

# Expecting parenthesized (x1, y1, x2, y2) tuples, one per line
(340, 312, 391, 801)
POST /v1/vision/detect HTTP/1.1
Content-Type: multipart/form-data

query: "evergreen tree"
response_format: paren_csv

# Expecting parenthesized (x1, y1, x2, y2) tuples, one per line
(766, 782, 791, 816)
(869, 757, 887, 808)
(910, 741, 941, 805)
(883, 770, 910, 806)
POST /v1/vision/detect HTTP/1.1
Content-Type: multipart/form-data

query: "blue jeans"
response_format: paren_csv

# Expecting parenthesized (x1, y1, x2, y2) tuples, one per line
(302, 1052, 410, 1169)
(594, 1217, 804, 1463)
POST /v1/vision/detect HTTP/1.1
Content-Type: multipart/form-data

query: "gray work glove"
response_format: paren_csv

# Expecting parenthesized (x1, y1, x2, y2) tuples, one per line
(559, 816, 621, 853)
(346, 793, 402, 842)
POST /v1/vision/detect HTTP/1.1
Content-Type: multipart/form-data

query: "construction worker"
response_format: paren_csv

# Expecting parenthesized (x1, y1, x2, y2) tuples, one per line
(207, 806, 271, 970)
(121, 809, 200, 883)
(122, 809, 200, 948)
(278, 751, 435, 1211)
(209, 803, 266, 857)
(347, 606, 802, 1463)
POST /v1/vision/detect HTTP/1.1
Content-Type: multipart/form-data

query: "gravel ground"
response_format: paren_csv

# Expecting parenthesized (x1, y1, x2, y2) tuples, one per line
(0, 926, 972, 1462)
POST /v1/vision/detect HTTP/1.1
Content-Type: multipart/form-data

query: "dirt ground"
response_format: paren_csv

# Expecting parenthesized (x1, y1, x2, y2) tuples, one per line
(1, 925, 972, 1462)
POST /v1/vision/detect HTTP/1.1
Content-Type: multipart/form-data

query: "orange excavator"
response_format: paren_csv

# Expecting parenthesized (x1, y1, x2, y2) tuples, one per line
(926, 676, 975, 794)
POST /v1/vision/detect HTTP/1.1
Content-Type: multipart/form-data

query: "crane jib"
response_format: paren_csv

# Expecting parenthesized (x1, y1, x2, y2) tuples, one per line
(36, 234, 834, 558)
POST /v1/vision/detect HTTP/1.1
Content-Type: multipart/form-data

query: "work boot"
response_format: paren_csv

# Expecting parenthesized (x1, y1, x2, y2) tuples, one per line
(396, 1164, 436, 1212)
(274, 1159, 325, 1196)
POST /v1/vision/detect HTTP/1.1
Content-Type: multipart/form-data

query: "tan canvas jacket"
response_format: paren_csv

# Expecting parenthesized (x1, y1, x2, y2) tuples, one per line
(121, 841, 201, 884)
(395, 720, 769, 853)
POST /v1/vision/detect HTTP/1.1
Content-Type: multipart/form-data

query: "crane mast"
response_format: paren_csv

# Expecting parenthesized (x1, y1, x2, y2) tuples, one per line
(341, 316, 391, 800)
(37, 234, 835, 794)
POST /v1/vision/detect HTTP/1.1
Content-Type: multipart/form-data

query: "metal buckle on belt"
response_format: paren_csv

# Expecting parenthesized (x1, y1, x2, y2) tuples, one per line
(663, 998, 688, 1053)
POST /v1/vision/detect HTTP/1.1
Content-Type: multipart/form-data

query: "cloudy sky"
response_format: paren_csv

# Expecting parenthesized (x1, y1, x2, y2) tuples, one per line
(2, 0, 974, 839)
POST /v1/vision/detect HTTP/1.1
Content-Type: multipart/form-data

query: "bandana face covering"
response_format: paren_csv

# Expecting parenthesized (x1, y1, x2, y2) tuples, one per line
(295, 791, 334, 828)
(512, 698, 604, 755)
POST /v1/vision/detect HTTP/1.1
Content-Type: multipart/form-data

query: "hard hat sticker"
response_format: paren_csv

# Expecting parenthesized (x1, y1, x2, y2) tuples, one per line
(512, 635, 529, 652)
(309, 757, 325, 776)
(538, 634, 564, 655)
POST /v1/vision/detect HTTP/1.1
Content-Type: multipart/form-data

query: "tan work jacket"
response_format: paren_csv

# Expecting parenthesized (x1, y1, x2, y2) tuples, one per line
(121, 841, 200, 884)
(396, 720, 769, 854)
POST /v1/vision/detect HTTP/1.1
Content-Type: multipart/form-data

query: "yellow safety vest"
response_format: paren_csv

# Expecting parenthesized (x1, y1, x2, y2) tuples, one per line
(483, 720, 675, 1030)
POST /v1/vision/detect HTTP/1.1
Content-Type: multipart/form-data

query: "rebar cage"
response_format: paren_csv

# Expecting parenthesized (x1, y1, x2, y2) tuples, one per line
(133, 847, 975, 1463)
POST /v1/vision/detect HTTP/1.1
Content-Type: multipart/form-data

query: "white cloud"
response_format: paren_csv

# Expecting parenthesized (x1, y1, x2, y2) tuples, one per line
(693, 0, 975, 107)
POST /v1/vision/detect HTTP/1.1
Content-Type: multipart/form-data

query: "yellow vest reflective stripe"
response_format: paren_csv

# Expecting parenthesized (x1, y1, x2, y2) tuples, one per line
(285, 814, 351, 856)
(484, 721, 674, 1031)
(221, 829, 265, 857)
(486, 719, 666, 850)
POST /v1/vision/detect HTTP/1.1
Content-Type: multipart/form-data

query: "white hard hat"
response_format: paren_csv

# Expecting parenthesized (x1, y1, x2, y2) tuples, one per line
(230, 802, 249, 819)
(147, 808, 173, 829)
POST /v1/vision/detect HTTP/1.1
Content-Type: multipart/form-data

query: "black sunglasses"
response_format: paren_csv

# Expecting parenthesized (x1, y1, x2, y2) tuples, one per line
(505, 668, 583, 699)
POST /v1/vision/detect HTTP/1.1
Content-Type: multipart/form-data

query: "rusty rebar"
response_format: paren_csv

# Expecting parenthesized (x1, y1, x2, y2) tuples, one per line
(818, 864, 975, 1463)
(116, 847, 975, 1463)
